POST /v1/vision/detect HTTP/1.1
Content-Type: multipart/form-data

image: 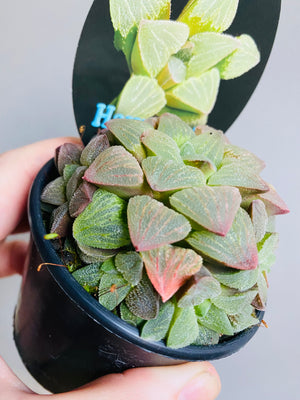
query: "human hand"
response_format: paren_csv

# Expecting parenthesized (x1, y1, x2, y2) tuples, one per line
(0, 139, 221, 400)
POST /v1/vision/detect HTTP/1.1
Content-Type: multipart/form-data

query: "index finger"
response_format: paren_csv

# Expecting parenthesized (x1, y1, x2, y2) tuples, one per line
(0, 137, 82, 241)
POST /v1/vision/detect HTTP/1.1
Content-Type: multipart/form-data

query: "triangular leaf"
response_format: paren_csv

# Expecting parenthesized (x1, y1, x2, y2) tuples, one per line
(141, 245, 202, 302)
(120, 302, 144, 327)
(167, 306, 199, 349)
(80, 134, 110, 166)
(257, 232, 279, 273)
(99, 272, 131, 311)
(77, 243, 118, 264)
(69, 182, 97, 218)
(41, 177, 66, 206)
(125, 273, 159, 320)
(181, 128, 225, 168)
(166, 68, 220, 114)
(192, 323, 220, 345)
(131, 20, 189, 77)
(116, 75, 166, 119)
(63, 164, 80, 184)
(249, 199, 268, 243)
(217, 34, 260, 80)
(72, 263, 103, 288)
(127, 195, 191, 251)
(174, 41, 195, 63)
(170, 186, 241, 236)
(194, 299, 212, 318)
(197, 303, 234, 335)
(207, 263, 259, 292)
(141, 301, 175, 341)
(222, 144, 265, 173)
(186, 208, 259, 270)
(178, 0, 239, 35)
(187, 32, 239, 77)
(157, 56, 187, 90)
(259, 184, 290, 216)
(66, 166, 87, 201)
(212, 286, 258, 315)
(100, 259, 119, 274)
(73, 189, 130, 249)
(158, 106, 208, 128)
(84, 146, 145, 198)
(106, 119, 152, 162)
(115, 251, 143, 286)
(208, 161, 269, 192)
(50, 202, 71, 237)
(228, 305, 259, 333)
(178, 269, 221, 307)
(55, 143, 84, 175)
(157, 113, 195, 148)
(141, 128, 182, 162)
(142, 156, 206, 192)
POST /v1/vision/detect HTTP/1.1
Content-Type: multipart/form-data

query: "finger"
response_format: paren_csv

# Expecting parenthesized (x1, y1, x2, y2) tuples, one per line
(0, 137, 82, 241)
(0, 240, 29, 277)
(52, 362, 221, 400)
(0, 356, 34, 396)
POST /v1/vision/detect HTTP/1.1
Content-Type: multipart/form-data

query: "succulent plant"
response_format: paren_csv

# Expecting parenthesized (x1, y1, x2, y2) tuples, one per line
(40, 114, 289, 349)
(107, 0, 260, 126)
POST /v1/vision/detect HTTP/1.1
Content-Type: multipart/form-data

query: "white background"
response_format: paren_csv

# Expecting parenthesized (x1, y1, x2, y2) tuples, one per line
(1, 0, 300, 398)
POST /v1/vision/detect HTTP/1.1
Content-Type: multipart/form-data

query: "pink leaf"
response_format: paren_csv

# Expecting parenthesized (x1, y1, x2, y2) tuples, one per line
(141, 245, 202, 302)
(259, 184, 290, 216)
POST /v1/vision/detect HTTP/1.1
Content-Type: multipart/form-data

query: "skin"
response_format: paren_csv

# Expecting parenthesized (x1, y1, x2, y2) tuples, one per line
(0, 138, 221, 400)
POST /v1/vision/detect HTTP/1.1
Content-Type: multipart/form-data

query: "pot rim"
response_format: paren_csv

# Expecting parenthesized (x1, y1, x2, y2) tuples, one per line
(29, 158, 264, 361)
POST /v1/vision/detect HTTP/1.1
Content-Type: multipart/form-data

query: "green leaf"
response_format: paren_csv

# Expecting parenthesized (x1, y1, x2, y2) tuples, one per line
(98, 273, 131, 311)
(222, 144, 265, 173)
(106, 119, 151, 162)
(72, 263, 103, 288)
(197, 303, 234, 335)
(217, 34, 260, 80)
(110, 0, 171, 38)
(178, 0, 239, 36)
(157, 56, 187, 90)
(131, 20, 189, 78)
(125, 273, 159, 320)
(116, 75, 166, 119)
(180, 127, 225, 168)
(142, 156, 206, 192)
(257, 232, 279, 273)
(167, 306, 199, 348)
(166, 68, 220, 114)
(212, 286, 258, 315)
(100, 258, 118, 274)
(208, 162, 269, 193)
(158, 107, 208, 129)
(80, 134, 110, 166)
(141, 128, 181, 162)
(194, 299, 212, 318)
(170, 186, 241, 236)
(192, 323, 220, 345)
(84, 146, 145, 198)
(187, 32, 239, 77)
(178, 269, 221, 308)
(141, 245, 202, 302)
(77, 243, 118, 264)
(186, 208, 259, 270)
(41, 177, 66, 206)
(73, 189, 130, 249)
(251, 272, 268, 311)
(157, 113, 195, 148)
(228, 305, 259, 333)
(174, 41, 195, 63)
(115, 251, 143, 286)
(249, 199, 268, 243)
(207, 264, 259, 292)
(141, 301, 175, 341)
(127, 195, 191, 251)
(120, 302, 144, 327)
(63, 164, 80, 183)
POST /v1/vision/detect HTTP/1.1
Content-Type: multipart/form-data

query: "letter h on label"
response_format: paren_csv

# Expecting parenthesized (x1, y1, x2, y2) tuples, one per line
(91, 103, 116, 129)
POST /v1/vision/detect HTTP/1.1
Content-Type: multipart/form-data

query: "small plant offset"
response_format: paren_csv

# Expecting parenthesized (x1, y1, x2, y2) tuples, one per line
(109, 0, 260, 126)
(41, 114, 289, 349)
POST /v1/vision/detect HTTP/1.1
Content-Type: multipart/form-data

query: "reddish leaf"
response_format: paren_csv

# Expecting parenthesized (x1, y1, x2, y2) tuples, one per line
(80, 134, 110, 166)
(127, 195, 191, 251)
(259, 184, 290, 216)
(55, 143, 84, 175)
(141, 245, 202, 302)
(69, 182, 97, 218)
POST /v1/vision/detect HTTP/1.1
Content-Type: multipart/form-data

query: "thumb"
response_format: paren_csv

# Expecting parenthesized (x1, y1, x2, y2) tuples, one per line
(52, 362, 221, 400)
(0, 356, 34, 397)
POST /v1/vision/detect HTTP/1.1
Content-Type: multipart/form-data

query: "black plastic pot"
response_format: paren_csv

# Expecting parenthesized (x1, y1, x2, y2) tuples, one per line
(14, 159, 264, 393)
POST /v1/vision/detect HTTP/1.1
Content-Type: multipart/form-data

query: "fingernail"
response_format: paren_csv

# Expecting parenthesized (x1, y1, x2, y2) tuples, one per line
(178, 372, 220, 400)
